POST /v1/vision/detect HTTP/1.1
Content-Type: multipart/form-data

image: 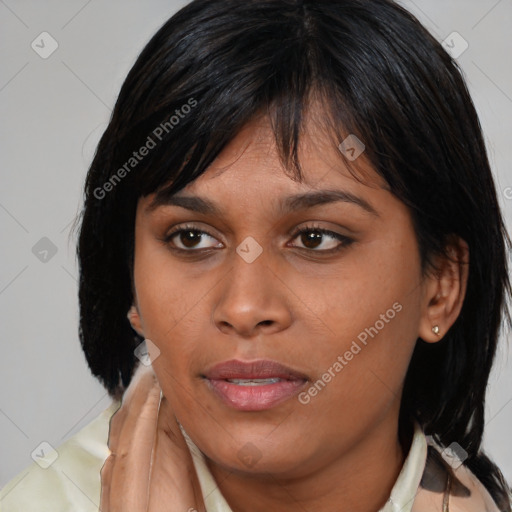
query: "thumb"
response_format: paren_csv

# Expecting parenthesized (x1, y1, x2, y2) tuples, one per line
(147, 397, 206, 511)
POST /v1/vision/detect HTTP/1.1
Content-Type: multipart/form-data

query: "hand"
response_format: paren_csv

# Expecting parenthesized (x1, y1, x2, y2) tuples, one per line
(100, 364, 206, 512)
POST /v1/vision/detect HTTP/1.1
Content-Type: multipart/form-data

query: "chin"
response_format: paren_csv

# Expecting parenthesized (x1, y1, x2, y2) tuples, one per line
(191, 420, 318, 477)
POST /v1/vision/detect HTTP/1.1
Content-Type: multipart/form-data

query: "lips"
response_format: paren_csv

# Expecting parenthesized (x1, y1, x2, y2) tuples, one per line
(203, 360, 308, 411)
(204, 359, 308, 381)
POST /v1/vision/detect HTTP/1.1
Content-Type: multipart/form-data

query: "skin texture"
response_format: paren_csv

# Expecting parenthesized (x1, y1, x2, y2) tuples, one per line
(108, 114, 469, 512)
(100, 365, 206, 512)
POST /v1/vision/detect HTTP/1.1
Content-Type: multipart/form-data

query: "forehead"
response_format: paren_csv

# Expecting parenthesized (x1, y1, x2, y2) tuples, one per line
(138, 118, 398, 230)
(208, 115, 380, 181)
(148, 114, 387, 210)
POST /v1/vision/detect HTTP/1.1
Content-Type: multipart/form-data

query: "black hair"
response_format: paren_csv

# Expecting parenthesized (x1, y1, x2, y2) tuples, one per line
(76, 0, 511, 507)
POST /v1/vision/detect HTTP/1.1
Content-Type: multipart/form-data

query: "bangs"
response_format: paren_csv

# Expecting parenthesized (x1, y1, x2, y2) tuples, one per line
(101, 2, 393, 208)
(144, 92, 376, 213)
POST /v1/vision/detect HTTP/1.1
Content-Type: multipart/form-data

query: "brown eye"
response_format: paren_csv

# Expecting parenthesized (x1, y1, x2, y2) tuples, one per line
(178, 230, 204, 249)
(165, 225, 222, 251)
(299, 230, 324, 249)
(290, 227, 353, 252)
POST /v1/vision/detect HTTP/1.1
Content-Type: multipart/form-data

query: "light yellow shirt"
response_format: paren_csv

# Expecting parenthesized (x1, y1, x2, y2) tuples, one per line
(0, 401, 502, 511)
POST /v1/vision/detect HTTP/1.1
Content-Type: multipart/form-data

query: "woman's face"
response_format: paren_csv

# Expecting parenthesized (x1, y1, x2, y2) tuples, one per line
(132, 116, 430, 477)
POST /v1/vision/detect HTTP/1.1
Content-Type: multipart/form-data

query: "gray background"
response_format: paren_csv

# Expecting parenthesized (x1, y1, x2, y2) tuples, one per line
(1, 0, 511, 488)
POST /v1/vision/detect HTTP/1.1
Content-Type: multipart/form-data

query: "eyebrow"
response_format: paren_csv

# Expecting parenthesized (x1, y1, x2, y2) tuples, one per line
(147, 189, 379, 217)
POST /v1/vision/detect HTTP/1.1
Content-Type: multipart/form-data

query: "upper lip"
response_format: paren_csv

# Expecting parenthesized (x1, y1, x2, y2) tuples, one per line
(203, 359, 309, 381)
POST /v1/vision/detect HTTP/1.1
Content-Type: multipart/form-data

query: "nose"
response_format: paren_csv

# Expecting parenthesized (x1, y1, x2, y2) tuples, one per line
(212, 248, 293, 338)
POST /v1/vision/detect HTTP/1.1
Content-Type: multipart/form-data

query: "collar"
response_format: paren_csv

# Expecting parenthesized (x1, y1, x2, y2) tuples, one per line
(181, 421, 428, 512)
(381, 421, 428, 512)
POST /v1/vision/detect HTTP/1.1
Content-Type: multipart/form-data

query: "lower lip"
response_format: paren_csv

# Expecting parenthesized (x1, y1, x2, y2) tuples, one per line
(206, 379, 307, 411)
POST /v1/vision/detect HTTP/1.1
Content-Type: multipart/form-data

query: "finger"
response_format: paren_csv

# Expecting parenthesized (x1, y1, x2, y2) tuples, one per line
(107, 365, 162, 511)
(100, 452, 114, 512)
(108, 364, 157, 452)
(102, 364, 160, 511)
(111, 373, 161, 511)
(148, 397, 206, 511)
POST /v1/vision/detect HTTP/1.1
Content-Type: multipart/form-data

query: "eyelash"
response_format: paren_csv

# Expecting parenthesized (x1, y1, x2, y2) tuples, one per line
(162, 223, 353, 255)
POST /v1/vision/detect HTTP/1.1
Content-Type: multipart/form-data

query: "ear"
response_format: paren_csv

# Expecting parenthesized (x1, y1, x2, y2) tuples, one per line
(127, 304, 145, 338)
(418, 237, 469, 343)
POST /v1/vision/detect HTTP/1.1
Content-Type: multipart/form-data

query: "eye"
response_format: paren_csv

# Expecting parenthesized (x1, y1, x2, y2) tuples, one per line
(162, 223, 353, 254)
(288, 224, 353, 252)
(164, 224, 223, 251)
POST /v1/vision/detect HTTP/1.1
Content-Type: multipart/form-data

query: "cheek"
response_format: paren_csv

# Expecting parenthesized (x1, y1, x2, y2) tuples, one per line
(305, 238, 423, 403)
(296, 300, 420, 444)
(133, 237, 205, 337)
(132, 240, 216, 394)
(320, 239, 420, 350)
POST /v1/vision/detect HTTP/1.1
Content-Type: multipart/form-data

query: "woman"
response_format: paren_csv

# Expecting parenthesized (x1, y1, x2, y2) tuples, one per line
(1, 0, 511, 510)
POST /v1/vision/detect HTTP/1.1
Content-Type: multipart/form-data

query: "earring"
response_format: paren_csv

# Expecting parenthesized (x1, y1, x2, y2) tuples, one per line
(432, 325, 441, 336)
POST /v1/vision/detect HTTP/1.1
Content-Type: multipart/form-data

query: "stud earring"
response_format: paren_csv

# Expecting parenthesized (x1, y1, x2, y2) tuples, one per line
(432, 325, 441, 336)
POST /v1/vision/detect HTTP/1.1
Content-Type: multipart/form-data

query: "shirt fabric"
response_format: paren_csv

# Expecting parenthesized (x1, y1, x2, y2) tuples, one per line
(0, 400, 502, 511)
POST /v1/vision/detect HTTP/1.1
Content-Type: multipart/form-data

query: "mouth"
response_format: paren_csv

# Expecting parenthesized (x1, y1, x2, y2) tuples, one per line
(202, 359, 309, 411)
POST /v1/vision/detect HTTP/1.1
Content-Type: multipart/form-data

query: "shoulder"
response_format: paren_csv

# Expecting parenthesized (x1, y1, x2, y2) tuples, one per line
(0, 401, 119, 512)
(412, 442, 508, 512)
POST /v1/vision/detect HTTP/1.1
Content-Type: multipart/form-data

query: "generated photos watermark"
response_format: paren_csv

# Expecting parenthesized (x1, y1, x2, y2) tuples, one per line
(338, 134, 365, 161)
(93, 97, 198, 200)
(134, 338, 161, 367)
(298, 301, 403, 404)
(31, 441, 59, 469)
(441, 442, 468, 469)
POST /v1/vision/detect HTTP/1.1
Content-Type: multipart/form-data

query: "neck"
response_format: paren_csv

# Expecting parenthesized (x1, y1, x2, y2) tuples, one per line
(206, 413, 410, 512)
